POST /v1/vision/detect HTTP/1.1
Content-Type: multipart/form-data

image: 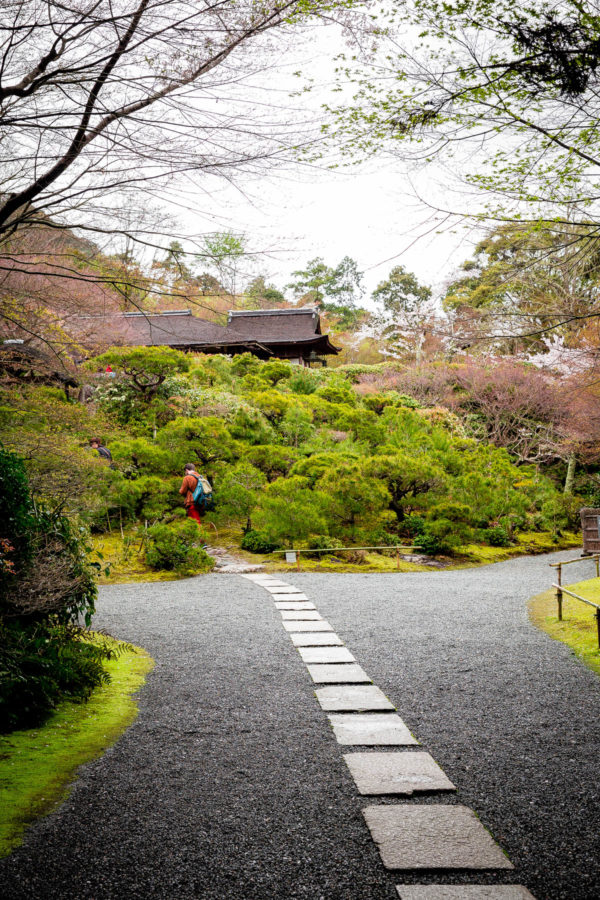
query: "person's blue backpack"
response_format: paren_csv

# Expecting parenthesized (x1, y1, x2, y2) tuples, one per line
(191, 473, 214, 512)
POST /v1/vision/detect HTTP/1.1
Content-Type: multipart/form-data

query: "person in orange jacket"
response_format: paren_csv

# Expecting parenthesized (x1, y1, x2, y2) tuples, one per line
(179, 463, 202, 524)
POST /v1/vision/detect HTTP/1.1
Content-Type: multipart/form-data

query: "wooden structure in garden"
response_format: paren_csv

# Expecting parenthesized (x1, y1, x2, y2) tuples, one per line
(74, 307, 339, 366)
(580, 507, 600, 555)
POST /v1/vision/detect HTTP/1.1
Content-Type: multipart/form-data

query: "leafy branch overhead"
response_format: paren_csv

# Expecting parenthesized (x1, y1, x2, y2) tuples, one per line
(326, 0, 600, 218)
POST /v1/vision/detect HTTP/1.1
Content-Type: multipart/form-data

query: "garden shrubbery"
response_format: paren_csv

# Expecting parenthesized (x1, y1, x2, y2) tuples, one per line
(1, 350, 584, 572)
(240, 529, 279, 554)
(0, 450, 123, 733)
(0, 620, 122, 732)
(145, 520, 214, 575)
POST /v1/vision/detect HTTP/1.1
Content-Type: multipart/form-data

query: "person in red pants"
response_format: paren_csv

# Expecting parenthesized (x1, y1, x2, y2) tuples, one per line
(179, 463, 202, 524)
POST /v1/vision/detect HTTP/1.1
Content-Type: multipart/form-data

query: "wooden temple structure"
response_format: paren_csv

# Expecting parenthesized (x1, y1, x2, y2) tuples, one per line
(75, 307, 339, 366)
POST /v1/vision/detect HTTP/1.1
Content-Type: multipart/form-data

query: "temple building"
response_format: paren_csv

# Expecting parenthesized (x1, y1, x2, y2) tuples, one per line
(75, 307, 339, 366)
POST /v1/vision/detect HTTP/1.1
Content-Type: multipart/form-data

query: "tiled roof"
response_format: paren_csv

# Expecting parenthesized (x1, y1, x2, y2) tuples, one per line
(74, 310, 227, 347)
(73, 307, 338, 354)
(225, 307, 321, 343)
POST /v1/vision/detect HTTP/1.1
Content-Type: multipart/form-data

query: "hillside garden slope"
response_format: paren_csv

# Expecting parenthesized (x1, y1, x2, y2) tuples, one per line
(0, 350, 581, 579)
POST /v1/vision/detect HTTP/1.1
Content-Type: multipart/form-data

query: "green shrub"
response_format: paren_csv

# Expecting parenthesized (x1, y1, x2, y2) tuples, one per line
(217, 461, 266, 532)
(365, 527, 400, 548)
(362, 394, 391, 414)
(484, 526, 511, 547)
(0, 622, 126, 732)
(239, 373, 270, 392)
(228, 406, 275, 444)
(0, 450, 113, 732)
(244, 444, 300, 480)
(279, 406, 314, 447)
(403, 514, 426, 538)
(395, 393, 421, 409)
(230, 352, 261, 377)
(0, 449, 34, 591)
(316, 379, 357, 406)
(287, 369, 318, 394)
(1, 457, 98, 625)
(260, 360, 293, 385)
(255, 476, 329, 546)
(414, 527, 446, 555)
(145, 520, 214, 574)
(304, 534, 341, 558)
(240, 529, 278, 554)
(249, 390, 292, 422)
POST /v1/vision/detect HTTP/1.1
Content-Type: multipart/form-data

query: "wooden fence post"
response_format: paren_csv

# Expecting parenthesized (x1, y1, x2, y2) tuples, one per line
(556, 563, 563, 622)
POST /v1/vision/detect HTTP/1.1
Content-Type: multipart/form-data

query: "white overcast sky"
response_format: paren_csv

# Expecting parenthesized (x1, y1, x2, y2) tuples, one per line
(171, 19, 484, 303)
(188, 159, 478, 301)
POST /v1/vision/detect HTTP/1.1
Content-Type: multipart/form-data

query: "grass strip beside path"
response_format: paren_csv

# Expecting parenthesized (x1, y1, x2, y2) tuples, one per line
(530, 577, 600, 677)
(0, 639, 154, 858)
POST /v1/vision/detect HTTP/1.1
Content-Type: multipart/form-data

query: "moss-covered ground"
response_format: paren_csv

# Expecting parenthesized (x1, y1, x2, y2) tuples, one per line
(93, 526, 581, 581)
(93, 530, 179, 583)
(236, 530, 581, 575)
(0, 638, 154, 858)
(530, 576, 600, 677)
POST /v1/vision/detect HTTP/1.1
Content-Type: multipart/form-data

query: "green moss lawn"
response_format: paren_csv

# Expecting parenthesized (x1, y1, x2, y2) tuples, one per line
(0, 639, 154, 858)
(530, 576, 600, 677)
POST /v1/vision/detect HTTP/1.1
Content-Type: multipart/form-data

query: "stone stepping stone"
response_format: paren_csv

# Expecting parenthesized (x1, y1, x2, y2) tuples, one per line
(396, 888, 535, 899)
(265, 585, 305, 594)
(255, 581, 290, 588)
(280, 610, 322, 620)
(316, 685, 395, 712)
(343, 751, 455, 795)
(299, 646, 355, 664)
(363, 805, 514, 870)
(328, 713, 418, 746)
(283, 620, 332, 632)
(306, 663, 371, 684)
(242, 576, 278, 583)
(289, 633, 343, 647)
(275, 601, 316, 610)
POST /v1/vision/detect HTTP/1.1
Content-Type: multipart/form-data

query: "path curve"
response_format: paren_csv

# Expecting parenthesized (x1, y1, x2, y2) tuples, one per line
(1, 551, 599, 899)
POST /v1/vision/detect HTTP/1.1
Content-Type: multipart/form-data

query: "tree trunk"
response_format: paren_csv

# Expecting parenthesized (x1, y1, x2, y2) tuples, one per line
(564, 454, 576, 494)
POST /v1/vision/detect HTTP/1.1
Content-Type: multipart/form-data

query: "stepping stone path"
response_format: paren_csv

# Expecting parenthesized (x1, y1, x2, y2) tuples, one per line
(316, 684, 396, 712)
(241, 572, 535, 897)
(344, 751, 456, 795)
(274, 601, 316, 610)
(328, 713, 418, 746)
(298, 646, 355, 663)
(279, 610, 322, 620)
(306, 663, 371, 684)
(289, 632, 344, 647)
(364, 805, 514, 870)
(282, 619, 333, 632)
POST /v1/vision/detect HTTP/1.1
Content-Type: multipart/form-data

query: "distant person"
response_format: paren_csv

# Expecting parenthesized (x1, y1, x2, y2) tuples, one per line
(105, 365, 116, 377)
(179, 463, 203, 524)
(90, 438, 113, 464)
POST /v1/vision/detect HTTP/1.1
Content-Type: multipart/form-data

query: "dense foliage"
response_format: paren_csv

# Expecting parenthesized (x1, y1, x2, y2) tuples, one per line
(0, 450, 122, 732)
(1, 350, 581, 567)
(145, 520, 214, 575)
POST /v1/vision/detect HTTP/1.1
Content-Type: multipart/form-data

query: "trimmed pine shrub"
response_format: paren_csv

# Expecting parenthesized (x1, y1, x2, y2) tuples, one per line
(145, 520, 214, 574)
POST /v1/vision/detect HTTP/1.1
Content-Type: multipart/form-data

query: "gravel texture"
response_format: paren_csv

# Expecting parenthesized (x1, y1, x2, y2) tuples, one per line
(1, 551, 599, 899)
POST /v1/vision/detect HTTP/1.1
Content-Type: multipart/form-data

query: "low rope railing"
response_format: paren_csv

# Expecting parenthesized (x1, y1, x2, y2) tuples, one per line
(272, 545, 420, 571)
(549, 553, 600, 649)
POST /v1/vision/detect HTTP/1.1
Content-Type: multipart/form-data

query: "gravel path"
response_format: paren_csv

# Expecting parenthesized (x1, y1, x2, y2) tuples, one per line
(2, 551, 599, 899)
